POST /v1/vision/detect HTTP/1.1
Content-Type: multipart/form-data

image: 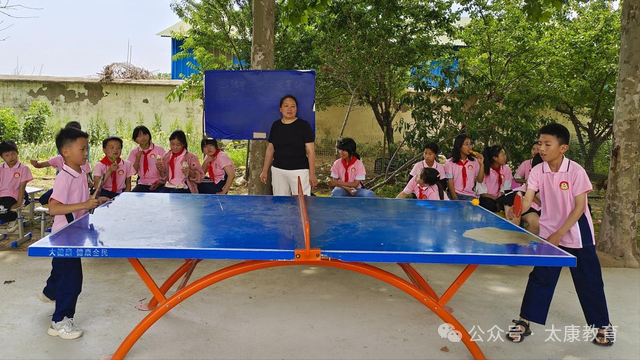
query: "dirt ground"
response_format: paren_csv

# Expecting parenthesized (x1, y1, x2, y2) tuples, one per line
(2, 162, 637, 268)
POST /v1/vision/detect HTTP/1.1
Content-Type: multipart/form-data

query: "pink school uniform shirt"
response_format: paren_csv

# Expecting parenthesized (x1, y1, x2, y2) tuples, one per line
(409, 160, 446, 180)
(444, 158, 480, 197)
(0, 162, 33, 199)
(160, 150, 204, 193)
(50, 164, 90, 233)
(403, 178, 449, 200)
(48, 155, 92, 174)
(477, 165, 514, 197)
(93, 159, 135, 193)
(527, 157, 595, 248)
(206, 151, 234, 184)
(330, 158, 367, 188)
(127, 144, 165, 185)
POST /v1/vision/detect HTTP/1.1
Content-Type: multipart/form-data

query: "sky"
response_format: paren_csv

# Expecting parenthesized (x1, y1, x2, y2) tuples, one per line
(0, 0, 181, 77)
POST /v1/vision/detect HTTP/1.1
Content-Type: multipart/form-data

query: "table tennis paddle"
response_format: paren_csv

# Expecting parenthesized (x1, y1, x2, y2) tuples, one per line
(513, 192, 523, 218)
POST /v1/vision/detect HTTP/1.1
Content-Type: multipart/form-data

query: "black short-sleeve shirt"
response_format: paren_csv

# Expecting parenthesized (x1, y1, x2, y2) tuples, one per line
(268, 118, 315, 170)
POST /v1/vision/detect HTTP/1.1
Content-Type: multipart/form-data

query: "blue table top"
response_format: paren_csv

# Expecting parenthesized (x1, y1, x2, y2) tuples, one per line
(28, 193, 575, 267)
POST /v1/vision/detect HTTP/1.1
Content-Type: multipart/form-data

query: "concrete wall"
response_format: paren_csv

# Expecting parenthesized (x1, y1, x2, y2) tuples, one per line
(0, 75, 407, 145)
(0, 75, 203, 131)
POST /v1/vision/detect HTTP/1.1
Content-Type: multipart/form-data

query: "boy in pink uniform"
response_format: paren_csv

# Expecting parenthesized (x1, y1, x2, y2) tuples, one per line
(38, 127, 107, 340)
(0, 141, 33, 233)
(476, 145, 514, 212)
(397, 167, 448, 200)
(328, 138, 374, 197)
(93, 136, 135, 199)
(127, 125, 166, 192)
(158, 130, 204, 193)
(198, 137, 235, 194)
(505, 123, 614, 347)
(444, 134, 484, 201)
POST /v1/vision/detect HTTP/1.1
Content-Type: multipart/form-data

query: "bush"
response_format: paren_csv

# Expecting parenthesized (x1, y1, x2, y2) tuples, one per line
(0, 108, 21, 142)
(22, 101, 53, 144)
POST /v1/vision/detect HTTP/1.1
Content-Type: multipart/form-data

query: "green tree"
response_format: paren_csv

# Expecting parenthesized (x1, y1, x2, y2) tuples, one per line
(403, 0, 551, 164)
(312, 0, 458, 156)
(22, 100, 53, 144)
(543, 0, 619, 176)
(0, 108, 21, 142)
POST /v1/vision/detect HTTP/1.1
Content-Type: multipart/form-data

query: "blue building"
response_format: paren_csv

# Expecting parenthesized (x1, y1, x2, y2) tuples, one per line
(157, 21, 199, 80)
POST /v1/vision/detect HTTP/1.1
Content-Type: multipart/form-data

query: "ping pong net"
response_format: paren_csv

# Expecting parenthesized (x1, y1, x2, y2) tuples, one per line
(295, 177, 321, 261)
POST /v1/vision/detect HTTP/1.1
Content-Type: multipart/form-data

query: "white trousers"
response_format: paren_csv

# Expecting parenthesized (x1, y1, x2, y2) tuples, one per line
(271, 167, 311, 196)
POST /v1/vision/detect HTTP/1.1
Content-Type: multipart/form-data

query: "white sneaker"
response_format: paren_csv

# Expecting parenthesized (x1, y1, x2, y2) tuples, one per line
(47, 317, 83, 339)
(4, 220, 19, 233)
(38, 292, 54, 303)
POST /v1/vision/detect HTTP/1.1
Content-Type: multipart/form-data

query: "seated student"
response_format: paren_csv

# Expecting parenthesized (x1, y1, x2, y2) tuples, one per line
(444, 134, 484, 201)
(408, 142, 446, 189)
(476, 145, 514, 213)
(93, 137, 135, 199)
(127, 125, 166, 193)
(30, 121, 93, 205)
(0, 141, 34, 233)
(198, 138, 235, 194)
(328, 138, 374, 197)
(157, 130, 204, 193)
(504, 153, 543, 235)
(397, 167, 449, 200)
(514, 142, 540, 185)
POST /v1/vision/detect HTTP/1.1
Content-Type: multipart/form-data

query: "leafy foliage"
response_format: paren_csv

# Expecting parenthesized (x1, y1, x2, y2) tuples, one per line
(22, 100, 53, 144)
(0, 107, 21, 142)
(542, 0, 619, 174)
(403, 1, 551, 165)
(312, 0, 459, 153)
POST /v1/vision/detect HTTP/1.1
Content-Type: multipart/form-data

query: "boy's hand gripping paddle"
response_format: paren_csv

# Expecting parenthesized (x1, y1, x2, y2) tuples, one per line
(513, 192, 523, 218)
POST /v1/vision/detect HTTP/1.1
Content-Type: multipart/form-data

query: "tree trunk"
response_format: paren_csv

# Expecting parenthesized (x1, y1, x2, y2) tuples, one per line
(247, 0, 275, 195)
(597, 0, 640, 268)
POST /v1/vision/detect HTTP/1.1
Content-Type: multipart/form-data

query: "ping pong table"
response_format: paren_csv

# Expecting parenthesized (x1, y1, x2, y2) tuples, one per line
(29, 183, 575, 360)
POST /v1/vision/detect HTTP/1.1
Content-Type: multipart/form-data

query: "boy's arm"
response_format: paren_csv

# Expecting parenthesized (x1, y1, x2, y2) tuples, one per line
(125, 177, 132, 192)
(30, 159, 51, 168)
(547, 193, 588, 246)
(10, 182, 28, 210)
(48, 198, 99, 216)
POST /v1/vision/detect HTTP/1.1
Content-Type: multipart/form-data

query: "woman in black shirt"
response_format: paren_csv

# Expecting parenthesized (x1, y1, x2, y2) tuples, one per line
(260, 94, 317, 195)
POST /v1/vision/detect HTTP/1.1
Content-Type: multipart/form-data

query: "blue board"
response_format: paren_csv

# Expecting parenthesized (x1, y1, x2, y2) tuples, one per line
(203, 70, 316, 140)
(28, 193, 575, 267)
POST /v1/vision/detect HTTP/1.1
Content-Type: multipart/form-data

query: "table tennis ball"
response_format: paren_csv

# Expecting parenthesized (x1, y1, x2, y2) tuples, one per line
(471, 198, 480, 206)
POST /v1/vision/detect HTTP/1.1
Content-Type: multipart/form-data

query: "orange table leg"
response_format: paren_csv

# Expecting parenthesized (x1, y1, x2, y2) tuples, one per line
(108, 259, 485, 360)
(138, 259, 201, 311)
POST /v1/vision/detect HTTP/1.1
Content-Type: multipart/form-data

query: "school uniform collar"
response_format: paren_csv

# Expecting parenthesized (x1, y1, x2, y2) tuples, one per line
(423, 160, 436, 168)
(61, 163, 82, 178)
(1, 161, 21, 169)
(542, 156, 570, 173)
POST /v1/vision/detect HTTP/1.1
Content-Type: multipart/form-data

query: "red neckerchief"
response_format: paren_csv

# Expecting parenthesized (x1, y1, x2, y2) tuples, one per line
(418, 186, 426, 200)
(100, 156, 121, 191)
(207, 149, 221, 179)
(341, 156, 358, 182)
(140, 144, 153, 175)
(169, 149, 185, 180)
(491, 164, 502, 189)
(455, 159, 469, 188)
